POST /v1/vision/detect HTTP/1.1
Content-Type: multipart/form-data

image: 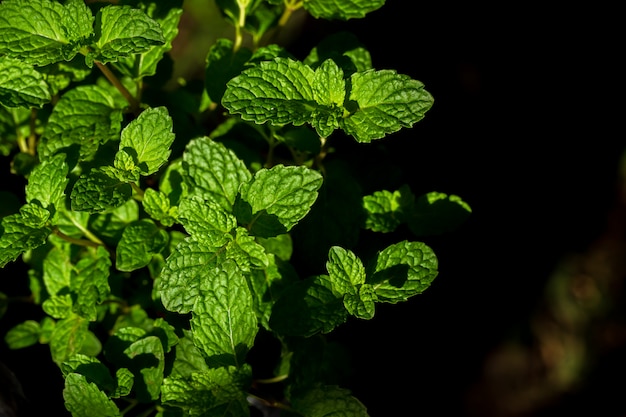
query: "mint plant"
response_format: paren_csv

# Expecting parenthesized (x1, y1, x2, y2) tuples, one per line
(0, 0, 471, 416)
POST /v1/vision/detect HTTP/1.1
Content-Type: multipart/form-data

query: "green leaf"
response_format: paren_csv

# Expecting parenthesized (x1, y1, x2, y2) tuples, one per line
(89, 199, 139, 244)
(343, 284, 375, 319)
(61, 354, 115, 393)
(161, 366, 251, 416)
(0, 203, 52, 267)
(92, 5, 165, 64)
(205, 38, 253, 104)
(236, 165, 323, 237)
(326, 246, 365, 296)
(25, 153, 69, 213)
(63, 373, 121, 417)
(183, 136, 252, 211)
(269, 275, 347, 337)
(368, 241, 438, 303)
(70, 166, 133, 213)
(72, 246, 111, 320)
(118, 106, 175, 176)
(0, 0, 91, 66)
(341, 69, 434, 142)
(407, 192, 472, 236)
(303, 0, 385, 19)
(4, 320, 41, 349)
(169, 332, 210, 379)
(362, 185, 414, 233)
(0, 105, 30, 156)
(123, 335, 165, 402)
(177, 195, 237, 242)
(222, 58, 344, 138)
(38, 84, 125, 161)
(143, 187, 178, 227)
(190, 260, 257, 368)
(291, 385, 369, 417)
(114, 4, 183, 79)
(112, 368, 134, 398)
(50, 314, 89, 366)
(116, 219, 168, 271)
(0, 58, 51, 108)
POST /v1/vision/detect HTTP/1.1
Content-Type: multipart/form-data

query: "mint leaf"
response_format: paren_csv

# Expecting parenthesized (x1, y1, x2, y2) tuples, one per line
(118, 106, 175, 176)
(407, 192, 472, 236)
(190, 260, 257, 368)
(71, 246, 111, 321)
(183, 136, 251, 211)
(178, 195, 237, 241)
(123, 335, 165, 402)
(343, 284, 376, 319)
(115, 4, 183, 79)
(4, 320, 41, 349)
(50, 314, 89, 366)
(326, 246, 365, 295)
(92, 5, 165, 64)
(236, 165, 323, 237)
(368, 241, 438, 303)
(142, 187, 178, 227)
(116, 219, 168, 271)
(169, 332, 210, 379)
(205, 38, 253, 104)
(222, 58, 344, 138)
(89, 199, 139, 244)
(0, 58, 51, 108)
(25, 153, 69, 213)
(291, 385, 369, 417)
(362, 185, 413, 233)
(0, 0, 90, 66)
(63, 373, 121, 417)
(303, 0, 385, 19)
(270, 275, 347, 337)
(38, 85, 125, 161)
(161, 366, 251, 416)
(70, 167, 133, 213)
(0, 203, 52, 267)
(304, 31, 372, 74)
(341, 69, 434, 142)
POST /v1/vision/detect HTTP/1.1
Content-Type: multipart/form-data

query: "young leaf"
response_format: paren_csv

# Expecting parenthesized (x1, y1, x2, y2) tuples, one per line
(222, 58, 344, 138)
(63, 373, 121, 417)
(142, 187, 178, 227)
(341, 70, 434, 142)
(290, 385, 369, 417)
(0, 58, 51, 108)
(183, 136, 252, 211)
(0, 0, 91, 66)
(92, 5, 165, 64)
(303, 0, 385, 20)
(407, 192, 472, 236)
(116, 219, 168, 271)
(177, 195, 237, 241)
(38, 84, 125, 161)
(70, 166, 133, 213)
(0, 203, 53, 267)
(269, 275, 347, 337)
(236, 165, 323, 237)
(368, 241, 438, 303)
(326, 246, 366, 294)
(190, 260, 258, 368)
(25, 153, 69, 213)
(118, 106, 175, 176)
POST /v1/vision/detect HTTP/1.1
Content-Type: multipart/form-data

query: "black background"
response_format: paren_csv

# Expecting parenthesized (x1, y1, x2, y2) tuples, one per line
(1, 1, 623, 416)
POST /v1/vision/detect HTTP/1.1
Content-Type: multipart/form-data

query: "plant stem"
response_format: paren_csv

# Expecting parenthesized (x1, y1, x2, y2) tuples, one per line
(67, 214, 104, 245)
(131, 182, 145, 200)
(278, 0, 302, 27)
(53, 228, 103, 249)
(95, 61, 140, 114)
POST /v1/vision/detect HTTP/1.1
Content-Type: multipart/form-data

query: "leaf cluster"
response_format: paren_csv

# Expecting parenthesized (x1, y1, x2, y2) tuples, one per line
(0, 0, 471, 416)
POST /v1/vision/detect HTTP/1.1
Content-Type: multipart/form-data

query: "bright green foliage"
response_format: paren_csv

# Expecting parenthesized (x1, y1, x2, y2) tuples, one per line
(0, 1, 471, 416)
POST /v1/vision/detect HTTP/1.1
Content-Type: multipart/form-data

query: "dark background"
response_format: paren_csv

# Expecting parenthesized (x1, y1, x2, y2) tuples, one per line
(1, 1, 623, 417)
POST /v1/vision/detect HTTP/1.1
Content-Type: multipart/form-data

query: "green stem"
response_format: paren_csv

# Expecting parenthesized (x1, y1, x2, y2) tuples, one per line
(95, 61, 140, 114)
(278, 0, 302, 27)
(67, 214, 104, 245)
(131, 182, 144, 200)
(254, 374, 289, 384)
(53, 229, 103, 249)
